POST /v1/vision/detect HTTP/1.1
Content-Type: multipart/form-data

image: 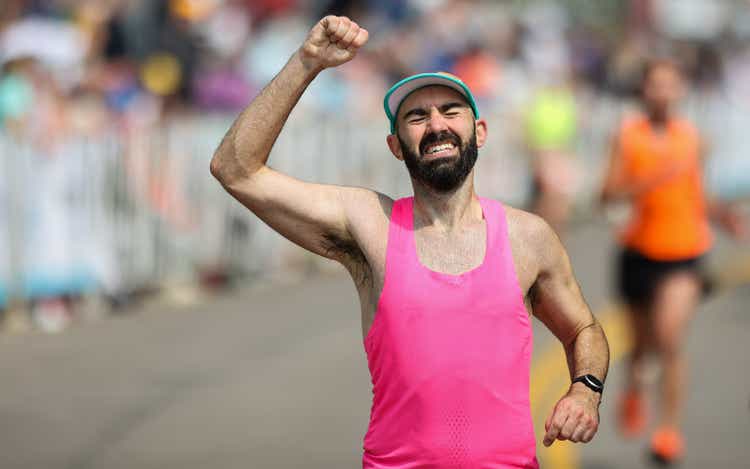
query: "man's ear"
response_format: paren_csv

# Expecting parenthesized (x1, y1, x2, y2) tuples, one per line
(475, 119, 488, 148)
(386, 133, 404, 161)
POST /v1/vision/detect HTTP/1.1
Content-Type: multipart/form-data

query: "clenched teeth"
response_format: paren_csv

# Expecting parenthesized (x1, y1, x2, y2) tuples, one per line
(425, 143, 455, 154)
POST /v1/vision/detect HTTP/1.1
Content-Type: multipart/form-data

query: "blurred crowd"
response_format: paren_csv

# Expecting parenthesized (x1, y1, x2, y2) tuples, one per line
(3, 0, 750, 132)
(3, 0, 750, 331)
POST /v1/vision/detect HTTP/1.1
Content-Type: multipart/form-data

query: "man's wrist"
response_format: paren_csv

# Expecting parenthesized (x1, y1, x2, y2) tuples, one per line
(571, 374, 604, 403)
(570, 382, 602, 406)
(293, 50, 324, 78)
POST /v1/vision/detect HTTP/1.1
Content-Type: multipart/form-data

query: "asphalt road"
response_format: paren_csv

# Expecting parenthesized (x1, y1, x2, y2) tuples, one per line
(1, 221, 748, 469)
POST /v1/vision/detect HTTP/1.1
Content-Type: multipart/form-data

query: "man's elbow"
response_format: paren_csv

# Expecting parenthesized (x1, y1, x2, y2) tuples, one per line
(209, 151, 243, 188)
(210, 152, 265, 195)
(209, 155, 223, 181)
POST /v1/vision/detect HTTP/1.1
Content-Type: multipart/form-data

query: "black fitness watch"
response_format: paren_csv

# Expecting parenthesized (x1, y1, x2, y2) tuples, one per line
(572, 374, 604, 394)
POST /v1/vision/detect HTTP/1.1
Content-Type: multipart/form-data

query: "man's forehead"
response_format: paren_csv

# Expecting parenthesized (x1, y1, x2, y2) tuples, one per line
(398, 85, 469, 116)
(647, 65, 682, 84)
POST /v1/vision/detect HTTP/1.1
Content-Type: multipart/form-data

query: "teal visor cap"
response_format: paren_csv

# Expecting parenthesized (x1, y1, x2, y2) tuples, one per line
(383, 72, 480, 134)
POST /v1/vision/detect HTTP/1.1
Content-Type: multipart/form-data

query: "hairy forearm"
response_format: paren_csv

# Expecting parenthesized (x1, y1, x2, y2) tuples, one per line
(564, 321, 610, 383)
(210, 51, 319, 186)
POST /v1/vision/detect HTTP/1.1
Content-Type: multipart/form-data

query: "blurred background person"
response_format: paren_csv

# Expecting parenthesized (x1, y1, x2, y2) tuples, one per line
(521, 2, 581, 237)
(524, 74, 580, 237)
(600, 58, 747, 466)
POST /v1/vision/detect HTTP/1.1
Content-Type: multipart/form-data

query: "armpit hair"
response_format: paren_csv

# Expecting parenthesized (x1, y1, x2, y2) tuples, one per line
(322, 232, 371, 287)
(527, 279, 542, 312)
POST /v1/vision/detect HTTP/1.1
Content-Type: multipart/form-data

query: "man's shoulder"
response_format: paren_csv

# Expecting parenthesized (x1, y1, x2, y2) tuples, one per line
(501, 204, 567, 279)
(341, 187, 394, 236)
(502, 204, 555, 246)
(342, 187, 394, 214)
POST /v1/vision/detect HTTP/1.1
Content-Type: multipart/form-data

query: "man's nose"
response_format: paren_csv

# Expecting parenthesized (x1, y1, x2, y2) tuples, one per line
(426, 107, 449, 133)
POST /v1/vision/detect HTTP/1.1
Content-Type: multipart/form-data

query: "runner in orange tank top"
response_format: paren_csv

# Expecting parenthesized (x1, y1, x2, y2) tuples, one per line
(617, 114, 711, 260)
(601, 59, 747, 465)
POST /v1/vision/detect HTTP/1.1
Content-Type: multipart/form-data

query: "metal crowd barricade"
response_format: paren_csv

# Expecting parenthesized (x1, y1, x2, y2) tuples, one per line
(1, 95, 749, 311)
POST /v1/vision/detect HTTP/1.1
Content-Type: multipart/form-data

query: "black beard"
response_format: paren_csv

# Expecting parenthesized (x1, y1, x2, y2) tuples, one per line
(398, 129, 478, 193)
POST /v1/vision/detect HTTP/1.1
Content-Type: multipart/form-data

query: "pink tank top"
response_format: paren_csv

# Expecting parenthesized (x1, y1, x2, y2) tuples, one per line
(362, 197, 538, 468)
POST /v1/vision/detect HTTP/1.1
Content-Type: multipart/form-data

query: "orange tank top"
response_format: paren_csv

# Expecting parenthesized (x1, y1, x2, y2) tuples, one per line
(617, 114, 712, 260)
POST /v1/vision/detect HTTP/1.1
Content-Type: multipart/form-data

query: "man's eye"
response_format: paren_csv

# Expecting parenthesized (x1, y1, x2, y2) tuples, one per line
(445, 111, 460, 116)
(409, 117, 425, 124)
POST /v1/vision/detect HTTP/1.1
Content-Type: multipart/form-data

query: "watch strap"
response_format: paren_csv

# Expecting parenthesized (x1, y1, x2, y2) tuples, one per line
(572, 374, 603, 394)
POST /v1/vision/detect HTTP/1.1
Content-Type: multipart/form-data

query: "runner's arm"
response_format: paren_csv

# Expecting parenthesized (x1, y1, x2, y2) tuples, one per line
(600, 132, 690, 203)
(600, 133, 630, 203)
(527, 219, 610, 445)
(529, 221, 609, 385)
(698, 139, 749, 239)
(210, 17, 381, 262)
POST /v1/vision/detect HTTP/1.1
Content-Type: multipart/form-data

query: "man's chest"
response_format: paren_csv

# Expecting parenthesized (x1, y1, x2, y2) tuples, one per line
(414, 224, 487, 275)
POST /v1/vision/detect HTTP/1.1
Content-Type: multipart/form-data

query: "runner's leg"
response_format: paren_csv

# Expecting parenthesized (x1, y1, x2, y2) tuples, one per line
(651, 270, 701, 428)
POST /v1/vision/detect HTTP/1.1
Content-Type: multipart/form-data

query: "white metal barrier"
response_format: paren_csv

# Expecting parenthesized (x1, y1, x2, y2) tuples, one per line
(1, 94, 748, 307)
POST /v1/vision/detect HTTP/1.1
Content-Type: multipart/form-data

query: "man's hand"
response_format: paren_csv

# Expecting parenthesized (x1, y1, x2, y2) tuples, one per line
(299, 16, 369, 73)
(714, 203, 750, 241)
(542, 385, 600, 447)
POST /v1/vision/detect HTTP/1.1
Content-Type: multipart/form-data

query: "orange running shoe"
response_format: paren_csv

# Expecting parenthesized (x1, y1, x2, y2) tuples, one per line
(650, 427, 685, 465)
(618, 390, 646, 437)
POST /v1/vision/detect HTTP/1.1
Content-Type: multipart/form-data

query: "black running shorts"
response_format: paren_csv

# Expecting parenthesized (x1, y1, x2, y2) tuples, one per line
(617, 248, 704, 309)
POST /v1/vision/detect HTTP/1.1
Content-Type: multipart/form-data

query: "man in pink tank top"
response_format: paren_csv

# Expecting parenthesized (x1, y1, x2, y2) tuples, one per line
(210, 15, 610, 468)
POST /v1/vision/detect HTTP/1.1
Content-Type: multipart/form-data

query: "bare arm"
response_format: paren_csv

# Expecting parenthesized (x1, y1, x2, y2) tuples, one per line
(698, 140, 749, 240)
(600, 133, 631, 203)
(525, 218, 609, 446)
(529, 228, 609, 383)
(600, 132, 668, 203)
(507, 208, 610, 385)
(209, 16, 379, 262)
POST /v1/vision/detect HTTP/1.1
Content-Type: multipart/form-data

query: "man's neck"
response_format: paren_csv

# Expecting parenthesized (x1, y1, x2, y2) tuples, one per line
(411, 176, 482, 231)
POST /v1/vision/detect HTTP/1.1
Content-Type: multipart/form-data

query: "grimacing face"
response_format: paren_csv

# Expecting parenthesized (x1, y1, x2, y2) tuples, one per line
(386, 86, 487, 193)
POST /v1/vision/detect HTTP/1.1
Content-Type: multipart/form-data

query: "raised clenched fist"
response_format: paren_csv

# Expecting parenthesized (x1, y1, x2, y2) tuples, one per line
(298, 16, 369, 72)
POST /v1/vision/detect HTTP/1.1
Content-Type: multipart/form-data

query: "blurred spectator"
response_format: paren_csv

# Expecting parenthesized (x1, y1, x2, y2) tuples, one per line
(524, 78, 581, 236)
